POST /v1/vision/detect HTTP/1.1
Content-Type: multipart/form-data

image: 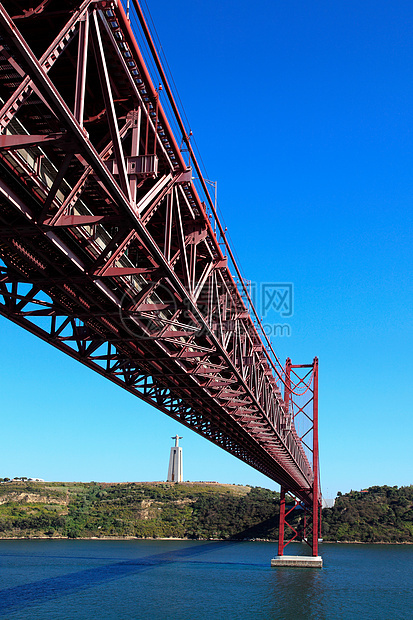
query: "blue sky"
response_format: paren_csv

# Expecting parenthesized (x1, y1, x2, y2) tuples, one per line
(1, 0, 413, 498)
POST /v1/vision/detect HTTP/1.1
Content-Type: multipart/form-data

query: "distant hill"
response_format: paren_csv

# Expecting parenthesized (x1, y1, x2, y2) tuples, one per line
(322, 485, 413, 543)
(0, 481, 280, 540)
(1, 481, 412, 542)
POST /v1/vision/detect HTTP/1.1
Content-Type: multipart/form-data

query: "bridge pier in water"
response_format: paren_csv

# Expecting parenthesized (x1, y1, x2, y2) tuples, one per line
(271, 485, 323, 568)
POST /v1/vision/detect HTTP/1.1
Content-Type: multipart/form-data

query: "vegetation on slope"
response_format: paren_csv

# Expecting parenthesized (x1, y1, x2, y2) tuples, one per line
(322, 486, 413, 542)
(0, 481, 281, 540)
(1, 481, 412, 542)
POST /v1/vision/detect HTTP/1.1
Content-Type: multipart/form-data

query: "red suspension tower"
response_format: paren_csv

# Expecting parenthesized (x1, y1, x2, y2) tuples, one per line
(272, 357, 322, 567)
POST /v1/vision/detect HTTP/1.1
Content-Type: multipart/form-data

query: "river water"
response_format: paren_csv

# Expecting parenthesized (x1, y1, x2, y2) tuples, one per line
(0, 539, 412, 619)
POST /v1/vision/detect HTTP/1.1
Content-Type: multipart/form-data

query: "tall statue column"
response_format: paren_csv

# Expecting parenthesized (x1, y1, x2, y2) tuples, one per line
(167, 435, 183, 482)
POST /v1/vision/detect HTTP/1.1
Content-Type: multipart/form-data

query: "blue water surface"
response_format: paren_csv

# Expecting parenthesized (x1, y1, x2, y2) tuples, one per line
(0, 539, 412, 619)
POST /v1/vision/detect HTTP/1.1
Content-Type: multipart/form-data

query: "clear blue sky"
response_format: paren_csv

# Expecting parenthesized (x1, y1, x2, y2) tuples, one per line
(1, 0, 412, 498)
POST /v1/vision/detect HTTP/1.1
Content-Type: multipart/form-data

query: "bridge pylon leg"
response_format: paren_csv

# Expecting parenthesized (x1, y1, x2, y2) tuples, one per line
(277, 487, 286, 556)
(311, 356, 319, 558)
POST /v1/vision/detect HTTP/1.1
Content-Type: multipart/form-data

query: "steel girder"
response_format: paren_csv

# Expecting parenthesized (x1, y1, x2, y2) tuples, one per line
(0, 0, 318, 505)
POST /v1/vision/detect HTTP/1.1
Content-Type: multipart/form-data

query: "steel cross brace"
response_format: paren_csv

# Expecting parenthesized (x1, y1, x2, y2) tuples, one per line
(0, 2, 319, 504)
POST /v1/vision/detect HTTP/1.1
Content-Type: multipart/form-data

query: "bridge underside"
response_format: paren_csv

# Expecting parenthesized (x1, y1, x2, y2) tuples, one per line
(0, 0, 319, 512)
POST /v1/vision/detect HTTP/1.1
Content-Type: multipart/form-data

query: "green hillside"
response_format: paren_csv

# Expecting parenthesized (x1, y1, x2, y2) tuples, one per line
(322, 485, 413, 542)
(1, 481, 413, 543)
(0, 481, 280, 540)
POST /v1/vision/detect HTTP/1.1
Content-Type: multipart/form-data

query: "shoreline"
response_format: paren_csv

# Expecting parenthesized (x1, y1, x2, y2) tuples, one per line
(1, 535, 412, 545)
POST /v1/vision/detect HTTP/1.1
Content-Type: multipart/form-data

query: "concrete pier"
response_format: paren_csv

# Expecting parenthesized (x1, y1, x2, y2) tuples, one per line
(271, 555, 323, 568)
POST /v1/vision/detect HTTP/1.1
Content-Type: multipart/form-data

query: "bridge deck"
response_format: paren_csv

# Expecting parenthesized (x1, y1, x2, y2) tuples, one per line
(0, 0, 317, 506)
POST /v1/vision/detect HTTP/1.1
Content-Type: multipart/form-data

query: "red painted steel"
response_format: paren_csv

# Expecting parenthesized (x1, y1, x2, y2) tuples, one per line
(0, 1, 321, 522)
(277, 488, 286, 556)
(277, 359, 320, 555)
(312, 358, 320, 556)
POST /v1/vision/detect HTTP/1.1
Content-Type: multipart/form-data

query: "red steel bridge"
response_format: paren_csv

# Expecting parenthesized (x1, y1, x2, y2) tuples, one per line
(0, 0, 321, 557)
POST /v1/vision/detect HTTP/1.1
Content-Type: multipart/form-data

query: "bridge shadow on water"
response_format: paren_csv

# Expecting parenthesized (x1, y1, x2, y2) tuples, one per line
(0, 541, 238, 615)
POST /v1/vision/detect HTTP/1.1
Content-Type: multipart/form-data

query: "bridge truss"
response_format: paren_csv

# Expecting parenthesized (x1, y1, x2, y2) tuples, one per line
(0, 0, 321, 555)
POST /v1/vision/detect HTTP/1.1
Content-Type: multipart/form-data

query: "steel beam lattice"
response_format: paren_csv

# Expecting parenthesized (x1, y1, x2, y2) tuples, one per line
(0, 0, 321, 555)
